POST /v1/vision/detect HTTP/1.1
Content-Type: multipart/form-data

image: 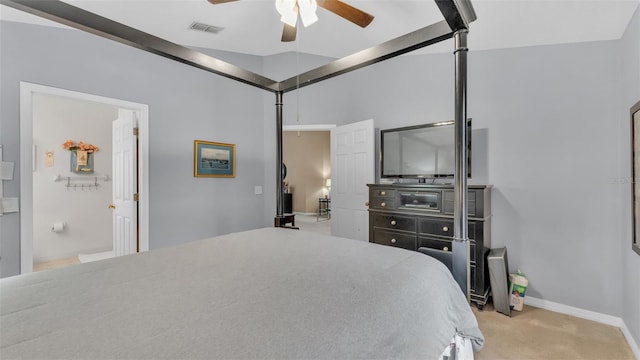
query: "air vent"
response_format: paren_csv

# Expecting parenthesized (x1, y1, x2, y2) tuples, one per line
(189, 22, 224, 34)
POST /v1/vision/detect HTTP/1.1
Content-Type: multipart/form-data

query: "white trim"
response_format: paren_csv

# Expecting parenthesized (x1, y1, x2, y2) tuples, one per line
(526, 296, 640, 358)
(525, 296, 622, 327)
(621, 322, 640, 360)
(19, 82, 150, 274)
(283, 124, 336, 131)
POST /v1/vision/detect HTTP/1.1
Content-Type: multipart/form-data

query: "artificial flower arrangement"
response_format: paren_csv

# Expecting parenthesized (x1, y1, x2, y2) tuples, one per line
(62, 140, 99, 153)
(62, 140, 99, 173)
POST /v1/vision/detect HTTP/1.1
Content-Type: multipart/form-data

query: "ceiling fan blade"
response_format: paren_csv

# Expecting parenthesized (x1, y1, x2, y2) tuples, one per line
(317, 0, 374, 28)
(281, 23, 297, 42)
(207, 0, 239, 4)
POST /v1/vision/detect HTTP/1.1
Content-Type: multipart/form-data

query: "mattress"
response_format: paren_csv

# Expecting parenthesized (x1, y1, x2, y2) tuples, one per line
(1, 227, 484, 359)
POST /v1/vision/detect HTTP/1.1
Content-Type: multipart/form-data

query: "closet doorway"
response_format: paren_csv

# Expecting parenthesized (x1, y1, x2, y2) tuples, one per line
(19, 82, 149, 274)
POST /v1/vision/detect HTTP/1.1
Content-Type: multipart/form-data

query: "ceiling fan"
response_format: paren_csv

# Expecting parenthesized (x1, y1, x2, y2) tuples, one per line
(207, 0, 375, 42)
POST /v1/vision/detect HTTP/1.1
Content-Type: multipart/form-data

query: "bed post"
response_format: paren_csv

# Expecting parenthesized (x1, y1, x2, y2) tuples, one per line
(452, 28, 470, 300)
(275, 91, 285, 224)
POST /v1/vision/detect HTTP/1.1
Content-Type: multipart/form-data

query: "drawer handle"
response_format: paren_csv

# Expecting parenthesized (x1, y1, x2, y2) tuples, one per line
(442, 226, 449, 232)
(443, 246, 449, 252)
(380, 191, 386, 196)
(381, 202, 386, 207)
(390, 220, 397, 226)
(391, 238, 397, 244)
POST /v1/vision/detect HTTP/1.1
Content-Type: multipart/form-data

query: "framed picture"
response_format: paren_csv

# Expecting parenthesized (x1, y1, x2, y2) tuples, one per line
(631, 99, 640, 255)
(194, 140, 235, 178)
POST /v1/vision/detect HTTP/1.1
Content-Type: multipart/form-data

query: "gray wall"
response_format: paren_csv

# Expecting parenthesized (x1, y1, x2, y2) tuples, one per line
(0, 21, 269, 276)
(621, 7, 640, 348)
(263, 31, 633, 322)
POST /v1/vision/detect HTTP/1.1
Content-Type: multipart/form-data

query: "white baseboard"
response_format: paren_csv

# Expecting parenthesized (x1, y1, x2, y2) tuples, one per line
(526, 296, 640, 359)
(621, 323, 640, 360)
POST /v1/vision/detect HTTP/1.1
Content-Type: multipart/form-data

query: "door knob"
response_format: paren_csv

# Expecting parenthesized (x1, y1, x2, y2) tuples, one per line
(108, 204, 116, 209)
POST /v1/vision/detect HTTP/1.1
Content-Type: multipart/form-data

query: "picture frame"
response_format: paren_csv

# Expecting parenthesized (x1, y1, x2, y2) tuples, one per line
(631, 99, 640, 256)
(194, 140, 235, 178)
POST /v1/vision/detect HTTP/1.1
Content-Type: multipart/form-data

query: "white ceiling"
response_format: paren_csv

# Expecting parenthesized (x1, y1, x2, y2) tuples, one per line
(1, 0, 639, 59)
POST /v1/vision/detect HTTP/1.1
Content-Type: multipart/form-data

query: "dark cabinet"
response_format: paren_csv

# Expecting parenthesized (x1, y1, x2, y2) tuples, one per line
(368, 184, 492, 308)
(284, 193, 293, 214)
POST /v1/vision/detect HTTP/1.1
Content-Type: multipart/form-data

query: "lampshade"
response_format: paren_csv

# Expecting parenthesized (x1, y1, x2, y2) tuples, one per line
(325, 179, 331, 187)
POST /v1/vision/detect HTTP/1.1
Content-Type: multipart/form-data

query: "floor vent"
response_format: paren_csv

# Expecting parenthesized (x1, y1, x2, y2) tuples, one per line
(189, 22, 224, 34)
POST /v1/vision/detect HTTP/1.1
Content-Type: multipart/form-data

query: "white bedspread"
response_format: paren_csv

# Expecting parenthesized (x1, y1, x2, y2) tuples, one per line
(1, 228, 483, 359)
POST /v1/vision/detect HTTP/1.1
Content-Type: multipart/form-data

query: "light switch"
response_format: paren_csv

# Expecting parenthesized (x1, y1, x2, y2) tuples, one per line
(254, 186, 263, 195)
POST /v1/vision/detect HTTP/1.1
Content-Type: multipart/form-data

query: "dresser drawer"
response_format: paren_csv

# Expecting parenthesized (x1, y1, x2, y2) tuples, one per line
(373, 230, 416, 251)
(373, 214, 416, 232)
(418, 236, 476, 263)
(418, 218, 477, 239)
(418, 236, 452, 252)
(369, 196, 396, 210)
(371, 188, 395, 197)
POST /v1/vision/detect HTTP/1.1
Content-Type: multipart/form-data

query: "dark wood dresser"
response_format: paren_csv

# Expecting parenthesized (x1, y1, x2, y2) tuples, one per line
(367, 183, 492, 308)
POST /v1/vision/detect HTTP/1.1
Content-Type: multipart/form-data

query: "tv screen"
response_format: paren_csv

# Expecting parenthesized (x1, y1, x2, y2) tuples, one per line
(381, 119, 471, 179)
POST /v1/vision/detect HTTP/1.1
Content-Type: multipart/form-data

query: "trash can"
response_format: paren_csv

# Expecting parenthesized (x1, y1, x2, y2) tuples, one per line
(509, 270, 528, 311)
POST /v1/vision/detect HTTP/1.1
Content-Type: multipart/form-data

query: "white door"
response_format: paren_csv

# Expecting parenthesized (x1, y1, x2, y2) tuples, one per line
(330, 119, 375, 241)
(112, 109, 138, 256)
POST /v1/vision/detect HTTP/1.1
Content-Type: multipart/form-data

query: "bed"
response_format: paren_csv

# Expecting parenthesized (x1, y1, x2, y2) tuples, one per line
(1, 228, 483, 359)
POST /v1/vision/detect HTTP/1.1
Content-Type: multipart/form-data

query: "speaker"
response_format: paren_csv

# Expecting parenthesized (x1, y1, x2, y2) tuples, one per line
(487, 247, 511, 316)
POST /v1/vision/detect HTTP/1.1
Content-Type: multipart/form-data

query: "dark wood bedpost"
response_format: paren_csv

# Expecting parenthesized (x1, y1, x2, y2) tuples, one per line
(452, 28, 470, 300)
(274, 91, 294, 227)
(275, 91, 284, 219)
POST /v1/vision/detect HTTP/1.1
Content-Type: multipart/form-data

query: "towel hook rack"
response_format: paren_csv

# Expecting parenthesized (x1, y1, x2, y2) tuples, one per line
(54, 174, 110, 191)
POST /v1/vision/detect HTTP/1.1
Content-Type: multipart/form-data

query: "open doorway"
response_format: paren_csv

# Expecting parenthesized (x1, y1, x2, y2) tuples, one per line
(283, 124, 334, 235)
(31, 93, 116, 271)
(19, 82, 149, 274)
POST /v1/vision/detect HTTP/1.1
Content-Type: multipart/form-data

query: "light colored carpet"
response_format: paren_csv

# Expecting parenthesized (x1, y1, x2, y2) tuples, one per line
(293, 213, 331, 235)
(474, 302, 635, 360)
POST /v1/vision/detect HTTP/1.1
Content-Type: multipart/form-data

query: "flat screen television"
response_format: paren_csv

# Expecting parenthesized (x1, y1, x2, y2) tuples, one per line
(380, 119, 471, 180)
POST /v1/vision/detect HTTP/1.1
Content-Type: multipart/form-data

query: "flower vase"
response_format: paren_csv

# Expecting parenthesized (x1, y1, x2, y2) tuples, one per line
(70, 150, 94, 174)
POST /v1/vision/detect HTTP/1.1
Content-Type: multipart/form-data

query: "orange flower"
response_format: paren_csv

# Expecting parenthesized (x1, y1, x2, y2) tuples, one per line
(62, 140, 77, 150)
(62, 140, 99, 153)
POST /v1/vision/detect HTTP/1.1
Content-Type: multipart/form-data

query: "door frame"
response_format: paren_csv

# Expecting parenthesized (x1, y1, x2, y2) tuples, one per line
(19, 82, 150, 274)
(282, 124, 335, 215)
